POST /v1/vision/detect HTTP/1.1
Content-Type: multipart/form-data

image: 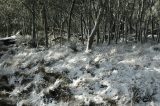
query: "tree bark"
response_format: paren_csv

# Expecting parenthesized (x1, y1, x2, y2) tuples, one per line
(31, 0, 37, 48)
(42, 4, 48, 48)
(86, 7, 103, 51)
(80, 13, 84, 44)
(7, 16, 11, 37)
(96, 26, 100, 44)
(67, 0, 76, 41)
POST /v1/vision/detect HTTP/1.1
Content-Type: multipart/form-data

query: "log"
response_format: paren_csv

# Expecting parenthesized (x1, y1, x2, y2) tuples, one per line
(0, 36, 16, 46)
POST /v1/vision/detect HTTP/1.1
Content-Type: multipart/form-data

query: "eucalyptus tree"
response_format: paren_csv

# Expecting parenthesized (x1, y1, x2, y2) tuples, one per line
(86, 0, 106, 51)
(0, 0, 22, 36)
(0, 0, 160, 49)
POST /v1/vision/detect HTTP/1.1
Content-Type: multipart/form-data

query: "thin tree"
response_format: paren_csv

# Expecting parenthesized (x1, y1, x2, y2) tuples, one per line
(67, 0, 76, 41)
(42, 2, 48, 48)
(86, 0, 105, 52)
(31, 0, 37, 48)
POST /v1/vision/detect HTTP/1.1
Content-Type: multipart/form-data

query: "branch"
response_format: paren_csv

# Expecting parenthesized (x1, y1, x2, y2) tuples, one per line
(21, 2, 33, 14)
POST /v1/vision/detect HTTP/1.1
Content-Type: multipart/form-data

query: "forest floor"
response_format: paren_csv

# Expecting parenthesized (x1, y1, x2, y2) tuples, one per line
(1, 41, 160, 106)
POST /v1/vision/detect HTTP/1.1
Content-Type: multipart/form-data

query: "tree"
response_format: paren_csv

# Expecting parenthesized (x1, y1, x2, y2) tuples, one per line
(86, 0, 105, 51)
(41, 1, 49, 48)
(0, 0, 160, 49)
(67, 0, 76, 41)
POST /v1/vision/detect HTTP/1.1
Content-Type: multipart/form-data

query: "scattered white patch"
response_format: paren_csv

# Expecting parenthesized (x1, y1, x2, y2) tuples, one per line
(1, 42, 160, 105)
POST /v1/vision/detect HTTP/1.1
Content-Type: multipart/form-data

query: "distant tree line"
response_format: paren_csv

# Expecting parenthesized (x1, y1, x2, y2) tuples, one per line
(0, 0, 160, 50)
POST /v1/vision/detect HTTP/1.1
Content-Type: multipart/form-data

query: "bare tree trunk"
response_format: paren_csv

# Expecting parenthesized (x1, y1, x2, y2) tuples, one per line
(102, 15, 107, 43)
(115, 0, 120, 44)
(31, 1, 37, 48)
(67, 0, 76, 41)
(129, 0, 136, 34)
(107, 0, 111, 45)
(42, 3, 48, 48)
(124, 18, 128, 43)
(60, 22, 63, 47)
(96, 26, 100, 45)
(88, 0, 92, 36)
(86, 7, 103, 51)
(144, 20, 149, 42)
(7, 15, 11, 37)
(6, 23, 9, 37)
(139, 0, 145, 43)
(80, 13, 84, 44)
(60, 14, 65, 47)
(157, 26, 160, 43)
(135, 22, 138, 42)
(151, 17, 154, 40)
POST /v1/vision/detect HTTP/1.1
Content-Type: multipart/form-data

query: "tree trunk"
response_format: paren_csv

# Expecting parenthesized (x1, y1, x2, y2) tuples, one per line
(86, 7, 103, 51)
(67, 0, 76, 41)
(42, 4, 48, 48)
(31, 1, 37, 48)
(107, 0, 111, 45)
(125, 18, 128, 43)
(157, 27, 160, 43)
(151, 17, 154, 40)
(102, 15, 107, 43)
(80, 13, 84, 44)
(88, 0, 92, 35)
(96, 26, 100, 44)
(7, 16, 11, 37)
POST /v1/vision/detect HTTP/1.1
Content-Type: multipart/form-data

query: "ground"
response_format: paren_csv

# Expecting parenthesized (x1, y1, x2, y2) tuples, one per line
(0, 42, 160, 106)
